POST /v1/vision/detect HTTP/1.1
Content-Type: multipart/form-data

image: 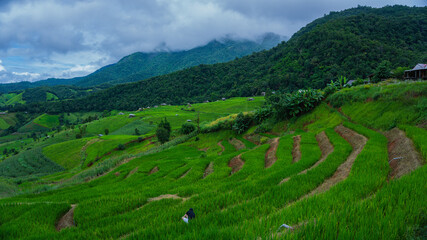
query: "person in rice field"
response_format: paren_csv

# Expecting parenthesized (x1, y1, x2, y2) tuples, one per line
(182, 208, 195, 223)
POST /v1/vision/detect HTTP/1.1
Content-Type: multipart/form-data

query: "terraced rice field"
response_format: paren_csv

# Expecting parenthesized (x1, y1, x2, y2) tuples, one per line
(0, 115, 424, 239)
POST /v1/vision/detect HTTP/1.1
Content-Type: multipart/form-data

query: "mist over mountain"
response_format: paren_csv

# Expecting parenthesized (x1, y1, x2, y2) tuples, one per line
(0, 33, 284, 93)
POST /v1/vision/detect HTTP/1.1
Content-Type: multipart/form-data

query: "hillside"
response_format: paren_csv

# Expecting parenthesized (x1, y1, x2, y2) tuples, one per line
(0, 33, 283, 94)
(12, 5, 426, 113)
(0, 80, 425, 239)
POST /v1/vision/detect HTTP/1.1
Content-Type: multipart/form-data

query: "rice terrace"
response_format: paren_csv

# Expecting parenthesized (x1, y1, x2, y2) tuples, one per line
(0, 2, 426, 240)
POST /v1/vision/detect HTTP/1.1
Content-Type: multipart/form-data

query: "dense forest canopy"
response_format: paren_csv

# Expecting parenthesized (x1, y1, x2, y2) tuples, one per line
(9, 5, 427, 113)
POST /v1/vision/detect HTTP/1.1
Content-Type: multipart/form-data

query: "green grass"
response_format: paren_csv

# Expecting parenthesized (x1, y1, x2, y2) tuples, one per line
(42, 138, 93, 170)
(0, 117, 9, 130)
(0, 87, 424, 239)
(33, 114, 60, 129)
(400, 125, 427, 161)
(46, 92, 59, 101)
(328, 80, 426, 130)
(290, 103, 345, 133)
(0, 148, 64, 178)
(111, 118, 155, 136)
(4, 93, 25, 106)
(84, 135, 138, 167)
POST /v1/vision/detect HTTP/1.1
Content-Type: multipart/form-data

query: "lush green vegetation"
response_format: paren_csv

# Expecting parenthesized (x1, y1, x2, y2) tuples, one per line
(328, 80, 426, 130)
(9, 6, 426, 113)
(33, 114, 60, 129)
(0, 5, 424, 239)
(0, 80, 424, 239)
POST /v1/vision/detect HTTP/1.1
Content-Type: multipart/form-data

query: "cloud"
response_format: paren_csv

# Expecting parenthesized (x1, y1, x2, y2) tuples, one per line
(0, 60, 5, 72)
(0, 0, 425, 83)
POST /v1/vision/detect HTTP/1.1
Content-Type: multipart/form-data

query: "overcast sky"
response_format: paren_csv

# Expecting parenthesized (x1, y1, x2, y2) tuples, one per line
(0, 0, 424, 83)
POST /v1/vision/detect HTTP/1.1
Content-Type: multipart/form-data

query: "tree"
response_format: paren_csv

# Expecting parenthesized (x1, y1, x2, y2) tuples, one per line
(391, 66, 410, 79)
(135, 128, 140, 135)
(156, 127, 170, 144)
(373, 60, 391, 83)
(158, 118, 171, 133)
(104, 128, 109, 135)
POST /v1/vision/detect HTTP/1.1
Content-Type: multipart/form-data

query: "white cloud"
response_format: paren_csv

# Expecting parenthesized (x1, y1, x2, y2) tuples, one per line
(12, 71, 40, 78)
(0, 60, 5, 72)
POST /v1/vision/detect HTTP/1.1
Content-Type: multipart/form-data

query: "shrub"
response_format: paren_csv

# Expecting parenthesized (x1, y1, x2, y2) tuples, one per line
(117, 144, 125, 150)
(181, 123, 196, 134)
(233, 112, 252, 134)
(267, 89, 324, 119)
(254, 107, 272, 124)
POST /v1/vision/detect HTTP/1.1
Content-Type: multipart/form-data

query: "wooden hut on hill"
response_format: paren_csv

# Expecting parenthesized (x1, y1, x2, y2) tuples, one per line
(404, 64, 427, 80)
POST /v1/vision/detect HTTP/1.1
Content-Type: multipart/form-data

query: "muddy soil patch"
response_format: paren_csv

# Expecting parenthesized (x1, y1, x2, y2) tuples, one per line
(292, 135, 301, 163)
(198, 147, 209, 152)
(265, 138, 280, 168)
(302, 131, 334, 173)
(229, 138, 245, 151)
(203, 162, 214, 178)
(306, 125, 367, 196)
(280, 132, 334, 184)
(385, 128, 424, 179)
(149, 166, 159, 175)
(56, 204, 77, 231)
(229, 154, 244, 175)
(244, 134, 263, 145)
(217, 141, 225, 155)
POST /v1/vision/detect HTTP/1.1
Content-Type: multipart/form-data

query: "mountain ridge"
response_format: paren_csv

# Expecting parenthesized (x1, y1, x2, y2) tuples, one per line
(0, 33, 284, 93)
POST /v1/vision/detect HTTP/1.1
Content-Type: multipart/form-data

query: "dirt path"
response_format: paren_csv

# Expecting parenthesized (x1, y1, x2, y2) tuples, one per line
(265, 138, 280, 168)
(126, 167, 138, 179)
(292, 135, 301, 163)
(229, 138, 246, 151)
(81, 138, 100, 154)
(56, 204, 77, 231)
(244, 134, 262, 145)
(384, 128, 424, 179)
(302, 132, 334, 174)
(280, 132, 333, 184)
(179, 168, 192, 179)
(305, 125, 367, 196)
(217, 141, 225, 155)
(147, 194, 191, 202)
(149, 166, 159, 175)
(229, 154, 244, 175)
(87, 157, 135, 182)
(203, 162, 214, 178)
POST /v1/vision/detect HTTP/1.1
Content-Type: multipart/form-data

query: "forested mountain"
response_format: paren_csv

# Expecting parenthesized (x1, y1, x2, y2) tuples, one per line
(73, 33, 284, 87)
(0, 33, 283, 93)
(11, 5, 427, 113)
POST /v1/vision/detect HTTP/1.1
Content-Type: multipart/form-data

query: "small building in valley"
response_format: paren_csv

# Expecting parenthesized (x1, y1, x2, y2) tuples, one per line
(404, 64, 427, 80)
(129, 114, 136, 118)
